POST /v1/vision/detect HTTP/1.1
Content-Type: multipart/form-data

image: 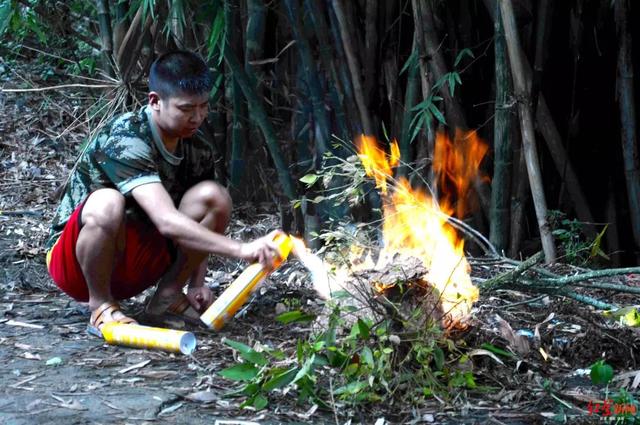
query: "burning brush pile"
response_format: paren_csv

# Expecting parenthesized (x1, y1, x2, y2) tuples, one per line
(303, 131, 489, 332)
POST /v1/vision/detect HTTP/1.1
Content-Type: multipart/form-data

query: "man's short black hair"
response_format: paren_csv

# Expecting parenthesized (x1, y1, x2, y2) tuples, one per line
(149, 51, 213, 98)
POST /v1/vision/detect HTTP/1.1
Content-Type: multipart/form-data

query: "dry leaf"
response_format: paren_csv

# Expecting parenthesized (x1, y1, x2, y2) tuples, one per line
(495, 314, 530, 355)
(185, 390, 218, 404)
(468, 348, 505, 365)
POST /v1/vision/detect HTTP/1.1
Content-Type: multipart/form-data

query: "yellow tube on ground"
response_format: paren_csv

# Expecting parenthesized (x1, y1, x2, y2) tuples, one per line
(100, 323, 196, 355)
(200, 233, 293, 330)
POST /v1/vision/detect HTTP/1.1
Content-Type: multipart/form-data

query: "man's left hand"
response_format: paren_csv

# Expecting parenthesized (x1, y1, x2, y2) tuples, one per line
(186, 286, 214, 313)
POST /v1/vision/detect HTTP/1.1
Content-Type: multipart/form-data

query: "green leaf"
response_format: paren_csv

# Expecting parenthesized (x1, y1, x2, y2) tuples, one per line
(448, 73, 456, 97)
(252, 393, 268, 410)
(276, 310, 316, 324)
(292, 354, 315, 385)
(219, 363, 259, 381)
(428, 103, 447, 125)
(223, 339, 268, 366)
(590, 360, 614, 385)
(433, 346, 444, 371)
(454, 48, 475, 67)
(357, 319, 370, 340)
(262, 367, 298, 391)
(400, 49, 418, 75)
(480, 343, 515, 358)
(0, 0, 14, 37)
(334, 380, 368, 396)
(299, 173, 320, 186)
(360, 347, 374, 369)
(207, 9, 225, 60)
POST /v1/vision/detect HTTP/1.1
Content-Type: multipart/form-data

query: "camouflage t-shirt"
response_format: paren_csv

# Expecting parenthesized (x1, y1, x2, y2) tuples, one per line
(47, 106, 217, 249)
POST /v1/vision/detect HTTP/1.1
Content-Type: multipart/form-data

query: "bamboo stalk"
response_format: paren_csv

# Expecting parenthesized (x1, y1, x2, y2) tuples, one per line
(483, 0, 596, 239)
(225, 0, 247, 189)
(95, 0, 114, 77)
(489, 2, 513, 253)
(326, 3, 362, 135)
(410, 0, 435, 180)
(331, 0, 374, 136)
(223, 38, 296, 200)
(305, 0, 349, 140)
(614, 0, 640, 251)
(363, 0, 377, 104)
(415, 0, 466, 129)
(112, 1, 129, 62)
(500, 0, 556, 263)
(398, 36, 420, 178)
(284, 0, 330, 159)
(508, 146, 529, 258)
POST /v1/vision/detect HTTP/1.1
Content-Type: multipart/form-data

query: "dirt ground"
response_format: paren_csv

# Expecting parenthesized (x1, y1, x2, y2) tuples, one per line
(2, 68, 640, 425)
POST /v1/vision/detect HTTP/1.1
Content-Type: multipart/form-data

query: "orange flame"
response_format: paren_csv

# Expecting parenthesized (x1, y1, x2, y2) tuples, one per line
(357, 131, 488, 322)
(433, 129, 489, 218)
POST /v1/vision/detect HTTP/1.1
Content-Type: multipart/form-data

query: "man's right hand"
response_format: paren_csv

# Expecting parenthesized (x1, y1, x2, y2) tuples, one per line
(239, 230, 283, 268)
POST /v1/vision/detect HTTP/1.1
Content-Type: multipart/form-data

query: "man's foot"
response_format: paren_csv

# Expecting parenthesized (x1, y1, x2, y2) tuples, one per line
(144, 291, 202, 326)
(87, 301, 138, 338)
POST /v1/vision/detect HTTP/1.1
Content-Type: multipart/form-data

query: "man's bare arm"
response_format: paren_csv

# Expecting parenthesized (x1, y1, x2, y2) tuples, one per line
(132, 183, 278, 265)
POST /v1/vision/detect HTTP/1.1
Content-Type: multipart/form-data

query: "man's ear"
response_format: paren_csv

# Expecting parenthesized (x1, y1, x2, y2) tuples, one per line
(149, 91, 161, 110)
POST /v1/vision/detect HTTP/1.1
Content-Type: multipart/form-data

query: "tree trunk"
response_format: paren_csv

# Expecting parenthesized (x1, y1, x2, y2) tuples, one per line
(489, 2, 513, 253)
(331, 0, 374, 135)
(614, 0, 640, 251)
(500, 0, 556, 263)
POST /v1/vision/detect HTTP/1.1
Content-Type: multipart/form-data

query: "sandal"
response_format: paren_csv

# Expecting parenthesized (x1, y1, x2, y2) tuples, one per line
(144, 293, 203, 327)
(87, 301, 138, 338)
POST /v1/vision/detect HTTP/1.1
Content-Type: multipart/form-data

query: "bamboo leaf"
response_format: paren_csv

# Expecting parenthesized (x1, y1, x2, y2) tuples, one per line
(454, 48, 475, 67)
(589, 224, 609, 259)
(207, 9, 225, 61)
(219, 363, 259, 381)
(428, 103, 447, 125)
(448, 73, 456, 97)
(400, 49, 418, 75)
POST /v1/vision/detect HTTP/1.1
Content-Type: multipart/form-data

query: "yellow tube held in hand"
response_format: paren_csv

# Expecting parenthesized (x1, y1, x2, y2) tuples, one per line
(100, 323, 196, 355)
(200, 233, 293, 330)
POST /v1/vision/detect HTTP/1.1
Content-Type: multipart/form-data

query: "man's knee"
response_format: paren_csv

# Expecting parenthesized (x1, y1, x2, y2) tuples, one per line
(182, 180, 232, 216)
(80, 189, 126, 233)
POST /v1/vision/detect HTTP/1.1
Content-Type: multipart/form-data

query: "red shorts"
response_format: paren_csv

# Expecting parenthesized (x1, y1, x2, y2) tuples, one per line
(46, 201, 173, 302)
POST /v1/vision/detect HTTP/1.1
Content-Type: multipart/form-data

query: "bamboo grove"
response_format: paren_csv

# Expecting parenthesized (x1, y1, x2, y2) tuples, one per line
(1, 0, 639, 265)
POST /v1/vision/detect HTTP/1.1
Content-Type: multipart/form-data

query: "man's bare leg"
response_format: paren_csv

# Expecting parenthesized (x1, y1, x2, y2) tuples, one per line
(149, 181, 231, 311)
(75, 189, 127, 315)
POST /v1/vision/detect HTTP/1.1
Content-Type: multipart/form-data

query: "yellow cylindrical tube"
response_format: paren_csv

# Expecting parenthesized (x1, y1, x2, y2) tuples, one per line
(200, 233, 293, 330)
(100, 323, 196, 355)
